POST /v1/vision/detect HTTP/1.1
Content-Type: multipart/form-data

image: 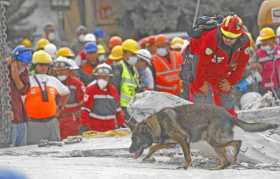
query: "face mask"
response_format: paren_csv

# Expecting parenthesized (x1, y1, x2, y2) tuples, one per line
(48, 32, 56, 41)
(78, 34, 85, 42)
(261, 45, 273, 52)
(98, 55, 106, 63)
(156, 48, 168, 56)
(127, 56, 138, 65)
(57, 75, 67, 81)
(97, 79, 108, 89)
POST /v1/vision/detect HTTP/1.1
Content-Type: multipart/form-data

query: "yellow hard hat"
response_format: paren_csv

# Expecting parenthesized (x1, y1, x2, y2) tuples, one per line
(170, 37, 184, 49)
(56, 47, 75, 58)
(21, 39, 33, 48)
(109, 45, 123, 61)
(36, 38, 50, 50)
(122, 39, 139, 54)
(259, 27, 276, 41)
(32, 50, 52, 64)
(97, 44, 106, 54)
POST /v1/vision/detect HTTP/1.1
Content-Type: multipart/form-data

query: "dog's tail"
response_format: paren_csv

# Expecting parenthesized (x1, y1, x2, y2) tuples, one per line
(234, 119, 278, 132)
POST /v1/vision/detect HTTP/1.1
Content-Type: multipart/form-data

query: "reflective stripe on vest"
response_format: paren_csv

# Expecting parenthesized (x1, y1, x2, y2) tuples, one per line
(90, 94, 119, 120)
(120, 61, 138, 107)
(153, 52, 181, 92)
(89, 113, 116, 120)
(155, 84, 177, 90)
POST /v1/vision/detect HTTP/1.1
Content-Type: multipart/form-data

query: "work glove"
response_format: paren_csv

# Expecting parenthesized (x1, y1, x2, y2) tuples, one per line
(236, 79, 249, 93)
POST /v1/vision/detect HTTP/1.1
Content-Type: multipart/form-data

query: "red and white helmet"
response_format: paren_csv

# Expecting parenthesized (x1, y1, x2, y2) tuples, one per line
(220, 15, 244, 39)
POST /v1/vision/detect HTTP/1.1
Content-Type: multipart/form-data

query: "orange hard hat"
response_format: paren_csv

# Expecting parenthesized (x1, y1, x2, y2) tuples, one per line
(220, 15, 244, 39)
(155, 34, 169, 46)
(108, 36, 123, 49)
(139, 37, 149, 48)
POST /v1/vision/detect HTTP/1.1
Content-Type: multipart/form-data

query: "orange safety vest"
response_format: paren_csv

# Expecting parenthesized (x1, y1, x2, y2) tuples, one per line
(152, 51, 183, 95)
(25, 85, 58, 120)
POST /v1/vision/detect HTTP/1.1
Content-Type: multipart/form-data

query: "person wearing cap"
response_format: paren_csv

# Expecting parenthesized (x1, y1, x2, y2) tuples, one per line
(107, 45, 123, 66)
(97, 44, 107, 63)
(112, 39, 140, 122)
(25, 50, 70, 144)
(8, 45, 32, 146)
(188, 15, 251, 118)
(71, 25, 88, 54)
(80, 63, 125, 132)
(255, 27, 280, 96)
(108, 36, 123, 51)
(53, 57, 85, 139)
(94, 27, 106, 49)
(75, 33, 97, 66)
(135, 49, 154, 91)
(152, 34, 183, 96)
(78, 42, 99, 85)
(44, 43, 57, 59)
(170, 37, 185, 51)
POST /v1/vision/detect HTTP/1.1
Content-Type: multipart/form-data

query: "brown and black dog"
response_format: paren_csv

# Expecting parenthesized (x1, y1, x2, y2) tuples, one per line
(129, 104, 278, 169)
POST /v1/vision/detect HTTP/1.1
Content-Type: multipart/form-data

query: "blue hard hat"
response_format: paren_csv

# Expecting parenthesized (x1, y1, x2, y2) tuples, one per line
(12, 45, 33, 64)
(84, 42, 97, 53)
(94, 28, 105, 38)
(0, 169, 27, 179)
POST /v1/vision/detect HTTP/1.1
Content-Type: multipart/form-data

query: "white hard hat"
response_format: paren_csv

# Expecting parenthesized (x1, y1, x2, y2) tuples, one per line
(54, 56, 79, 70)
(84, 33, 96, 42)
(94, 63, 113, 76)
(136, 49, 152, 65)
(277, 26, 280, 37)
(44, 43, 57, 59)
(240, 92, 262, 110)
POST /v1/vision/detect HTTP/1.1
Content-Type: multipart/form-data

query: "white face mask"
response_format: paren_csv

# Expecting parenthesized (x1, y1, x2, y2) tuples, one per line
(78, 34, 85, 42)
(57, 75, 67, 81)
(156, 48, 168, 56)
(261, 45, 273, 52)
(48, 32, 56, 41)
(98, 55, 106, 63)
(97, 79, 108, 89)
(127, 56, 138, 65)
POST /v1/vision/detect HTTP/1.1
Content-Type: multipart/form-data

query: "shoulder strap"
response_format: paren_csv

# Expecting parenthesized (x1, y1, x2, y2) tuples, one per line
(33, 75, 49, 102)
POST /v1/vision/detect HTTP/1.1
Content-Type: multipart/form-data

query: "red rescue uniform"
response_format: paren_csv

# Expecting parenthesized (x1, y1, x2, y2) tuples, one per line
(59, 76, 85, 139)
(189, 28, 250, 117)
(80, 82, 125, 132)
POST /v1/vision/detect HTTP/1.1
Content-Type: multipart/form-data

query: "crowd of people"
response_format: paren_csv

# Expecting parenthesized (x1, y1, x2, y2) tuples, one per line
(7, 14, 280, 147)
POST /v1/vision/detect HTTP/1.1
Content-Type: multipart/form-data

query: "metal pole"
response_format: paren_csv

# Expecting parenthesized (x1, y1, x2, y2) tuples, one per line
(0, 0, 13, 147)
(192, 0, 201, 28)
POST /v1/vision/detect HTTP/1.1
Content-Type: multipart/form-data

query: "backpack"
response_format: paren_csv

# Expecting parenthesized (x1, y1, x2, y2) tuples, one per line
(191, 15, 224, 38)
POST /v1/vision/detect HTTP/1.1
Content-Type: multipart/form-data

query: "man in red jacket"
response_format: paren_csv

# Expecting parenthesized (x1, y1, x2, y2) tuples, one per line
(189, 15, 251, 117)
(53, 57, 85, 139)
(80, 63, 125, 132)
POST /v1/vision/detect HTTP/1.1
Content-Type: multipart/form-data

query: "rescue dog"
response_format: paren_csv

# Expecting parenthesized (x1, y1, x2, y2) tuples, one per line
(129, 104, 278, 169)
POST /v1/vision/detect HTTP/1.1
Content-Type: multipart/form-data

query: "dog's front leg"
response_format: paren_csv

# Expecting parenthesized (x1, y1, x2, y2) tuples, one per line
(143, 143, 174, 161)
(169, 133, 192, 169)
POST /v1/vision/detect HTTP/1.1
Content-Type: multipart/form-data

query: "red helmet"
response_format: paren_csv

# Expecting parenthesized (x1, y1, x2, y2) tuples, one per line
(220, 15, 244, 39)
(108, 36, 123, 49)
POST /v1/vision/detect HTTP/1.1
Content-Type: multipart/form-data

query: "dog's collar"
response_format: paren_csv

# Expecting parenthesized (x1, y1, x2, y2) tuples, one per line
(145, 116, 162, 142)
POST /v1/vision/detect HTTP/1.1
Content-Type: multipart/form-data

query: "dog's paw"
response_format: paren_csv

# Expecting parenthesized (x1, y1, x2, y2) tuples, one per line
(142, 157, 156, 163)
